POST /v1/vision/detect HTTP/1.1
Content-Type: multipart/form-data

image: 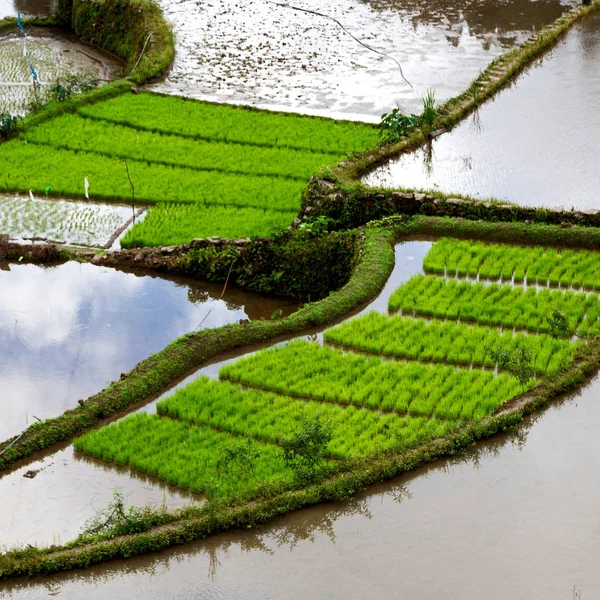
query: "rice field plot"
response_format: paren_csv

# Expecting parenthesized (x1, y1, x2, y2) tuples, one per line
(77, 93, 379, 154)
(0, 193, 134, 247)
(324, 312, 579, 376)
(73, 413, 292, 499)
(23, 115, 342, 181)
(156, 377, 458, 459)
(388, 274, 600, 336)
(220, 340, 527, 421)
(425, 237, 600, 288)
(119, 204, 297, 248)
(0, 91, 377, 245)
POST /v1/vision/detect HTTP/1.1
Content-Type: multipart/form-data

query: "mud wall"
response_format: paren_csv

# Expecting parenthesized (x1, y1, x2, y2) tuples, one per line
(56, 0, 173, 84)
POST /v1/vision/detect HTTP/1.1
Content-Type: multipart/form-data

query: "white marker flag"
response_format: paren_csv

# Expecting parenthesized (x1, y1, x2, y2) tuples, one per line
(84, 176, 89, 199)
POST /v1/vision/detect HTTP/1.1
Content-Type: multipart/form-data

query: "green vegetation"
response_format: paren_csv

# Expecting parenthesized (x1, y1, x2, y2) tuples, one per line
(78, 94, 378, 154)
(324, 312, 578, 376)
(121, 204, 297, 247)
(425, 237, 600, 289)
(389, 275, 600, 336)
(1, 92, 378, 245)
(156, 377, 454, 459)
(0, 228, 394, 472)
(73, 413, 292, 500)
(220, 340, 526, 420)
(24, 115, 344, 181)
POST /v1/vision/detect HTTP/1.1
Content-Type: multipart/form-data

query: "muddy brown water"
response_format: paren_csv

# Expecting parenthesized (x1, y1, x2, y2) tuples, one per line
(0, 260, 296, 442)
(149, 0, 575, 121)
(1, 242, 600, 596)
(364, 13, 600, 210)
(3, 367, 600, 597)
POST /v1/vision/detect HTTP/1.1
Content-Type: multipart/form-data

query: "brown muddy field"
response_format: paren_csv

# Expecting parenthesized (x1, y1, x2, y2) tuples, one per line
(150, 0, 575, 120)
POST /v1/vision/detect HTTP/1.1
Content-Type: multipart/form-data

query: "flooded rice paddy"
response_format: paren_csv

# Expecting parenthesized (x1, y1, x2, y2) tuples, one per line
(149, 0, 575, 120)
(3, 322, 600, 597)
(0, 261, 296, 442)
(0, 28, 123, 115)
(0, 194, 138, 247)
(365, 13, 600, 209)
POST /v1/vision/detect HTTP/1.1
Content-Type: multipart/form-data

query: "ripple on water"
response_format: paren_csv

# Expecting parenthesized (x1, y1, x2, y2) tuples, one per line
(364, 14, 600, 210)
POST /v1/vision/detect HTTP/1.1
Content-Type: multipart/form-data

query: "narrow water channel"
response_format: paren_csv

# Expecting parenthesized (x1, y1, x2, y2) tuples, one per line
(365, 13, 600, 210)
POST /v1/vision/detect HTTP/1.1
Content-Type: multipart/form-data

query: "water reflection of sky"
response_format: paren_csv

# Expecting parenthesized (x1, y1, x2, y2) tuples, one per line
(149, 0, 574, 120)
(0, 261, 291, 441)
(365, 14, 600, 210)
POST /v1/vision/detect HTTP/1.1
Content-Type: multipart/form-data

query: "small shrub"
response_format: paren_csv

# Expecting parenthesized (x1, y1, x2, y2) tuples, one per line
(0, 113, 18, 137)
(379, 108, 420, 142)
(421, 89, 437, 132)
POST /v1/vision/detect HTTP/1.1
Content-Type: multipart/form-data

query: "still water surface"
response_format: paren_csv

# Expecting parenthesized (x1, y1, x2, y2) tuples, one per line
(365, 14, 600, 210)
(0, 261, 295, 441)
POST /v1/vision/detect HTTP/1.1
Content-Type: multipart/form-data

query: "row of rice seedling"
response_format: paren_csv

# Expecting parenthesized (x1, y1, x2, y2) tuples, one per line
(156, 377, 458, 459)
(24, 115, 346, 181)
(388, 275, 600, 336)
(73, 413, 292, 499)
(77, 93, 379, 154)
(219, 340, 526, 421)
(323, 312, 579, 375)
(0, 142, 305, 211)
(120, 204, 296, 247)
(425, 238, 600, 288)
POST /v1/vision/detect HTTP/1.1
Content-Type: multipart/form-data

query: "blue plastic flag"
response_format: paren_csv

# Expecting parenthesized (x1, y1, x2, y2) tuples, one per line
(17, 13, 25, 36)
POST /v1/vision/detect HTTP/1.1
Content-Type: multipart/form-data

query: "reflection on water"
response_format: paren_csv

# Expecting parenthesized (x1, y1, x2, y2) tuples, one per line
(365, 14, 600, 210)
(0, 446, 196, 549)
(149, 0, 574, 120)
(4, 375, 600, 599)
(0, 261, 296, 441)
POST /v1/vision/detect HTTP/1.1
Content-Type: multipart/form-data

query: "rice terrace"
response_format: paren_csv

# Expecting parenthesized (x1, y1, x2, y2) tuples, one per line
(1, 0, 600, 596)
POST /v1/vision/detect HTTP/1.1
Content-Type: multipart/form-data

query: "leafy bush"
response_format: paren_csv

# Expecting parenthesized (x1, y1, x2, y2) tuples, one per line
(0, 113, 18, 138)
(379, 108, 420, 142)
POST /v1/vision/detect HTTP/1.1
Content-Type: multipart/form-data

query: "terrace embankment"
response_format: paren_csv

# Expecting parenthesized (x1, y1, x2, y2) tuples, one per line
(3, 373, 598, 599)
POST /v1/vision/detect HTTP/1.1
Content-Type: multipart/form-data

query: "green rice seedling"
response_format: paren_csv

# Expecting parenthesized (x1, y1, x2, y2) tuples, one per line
(77, 92, 379, 155)
(220, 340, 526, 422)
(388, 275, 600, 337)
(121, 204, 296, 247)
(24, 114, 349, 182)
(425, 238, 600, 291)
(156, 377, 452, 458)
(73, 413, 291, 501)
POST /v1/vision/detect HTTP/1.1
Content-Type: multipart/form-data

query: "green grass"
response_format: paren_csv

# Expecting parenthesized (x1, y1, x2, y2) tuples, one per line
(157, 377, 457, 459)
(389, 274, 600, 336)
(220, 340, 527, 421)
(324, 312, 579, 375)
(120, 204, 296, 247)
(0, 91, 380, 246)
(23, 114, 347, 181)
(78, 93, 379, 154)
(425, 237, 600, 289)
(73, 413, 292, 499)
